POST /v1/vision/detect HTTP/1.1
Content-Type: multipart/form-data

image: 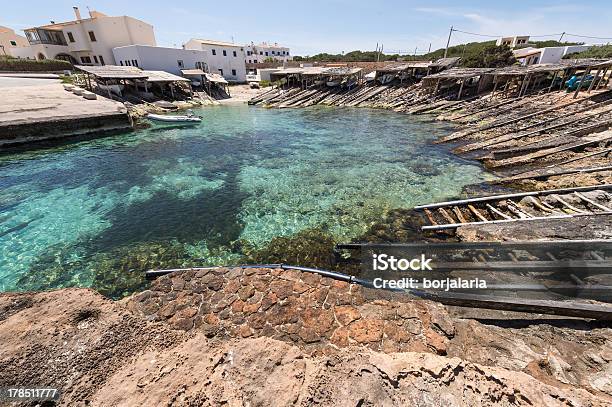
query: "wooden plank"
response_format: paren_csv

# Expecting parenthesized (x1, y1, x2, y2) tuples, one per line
(495, 165, 612, 182)
(489, 131, 612, 168)
(423, 208, 438, 226)
(528, 196, 562, 215)
(439, 95, 596, 142)
(552, 194, 590, 214)
(486, 203, 513, 220)
(506, 200, 532, 218)
(438, 207, 457, 224)
(467, 204, 488, 222)
(421, 211, 612, 231)
(452, 206, 469, 223)
(414, 184, 612, 210)
(458, 103, 612, 153)
(414, 291, 612, 320)
(574, 192, 612, 211)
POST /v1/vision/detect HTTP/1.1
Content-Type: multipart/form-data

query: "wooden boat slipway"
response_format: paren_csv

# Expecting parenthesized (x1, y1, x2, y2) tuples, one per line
(414, 184, 612, 231)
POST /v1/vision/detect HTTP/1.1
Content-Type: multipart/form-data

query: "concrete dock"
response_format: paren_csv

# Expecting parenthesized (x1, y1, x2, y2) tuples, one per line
(0, 78, 131, 147)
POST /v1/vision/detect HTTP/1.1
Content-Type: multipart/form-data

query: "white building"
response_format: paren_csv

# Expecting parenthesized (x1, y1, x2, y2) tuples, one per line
(496, 36, 530, 48)
(183, 39, 246, 82)
(244, 42, 291, 64)
(112, 45, 208, 75)
(14, 7, 155, 65)
(0, 26, 29, 56)
(514, 45, 593, 66)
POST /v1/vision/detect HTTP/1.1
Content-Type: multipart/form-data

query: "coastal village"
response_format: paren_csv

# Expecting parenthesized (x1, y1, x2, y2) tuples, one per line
(1, 5, 612, 406)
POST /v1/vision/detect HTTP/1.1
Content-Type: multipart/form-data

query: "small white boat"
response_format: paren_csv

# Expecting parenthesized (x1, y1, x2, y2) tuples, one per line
(147, 110, 202, 124)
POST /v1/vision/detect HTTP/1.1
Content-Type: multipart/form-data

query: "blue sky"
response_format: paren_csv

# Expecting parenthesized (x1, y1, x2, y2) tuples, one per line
(2, 1, 612, 56)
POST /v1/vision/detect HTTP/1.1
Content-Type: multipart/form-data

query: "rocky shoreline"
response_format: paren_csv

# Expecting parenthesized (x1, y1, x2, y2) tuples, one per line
(1, 267, 611, 406)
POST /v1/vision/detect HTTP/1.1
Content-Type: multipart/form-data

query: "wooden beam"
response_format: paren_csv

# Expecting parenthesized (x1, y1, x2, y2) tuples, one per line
(574, 192, 612, 211)
(495, 165, 612, 182)
(414, 184, 612, 210)
(414, 291, 612, 320)
(421, 211, 612, 231)
(574, 67, 592, 98)
(467, 204, 488, 222)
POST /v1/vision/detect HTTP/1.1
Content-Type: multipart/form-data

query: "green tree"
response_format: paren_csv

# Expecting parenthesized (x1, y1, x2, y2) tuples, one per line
(461, 44, 516, 68)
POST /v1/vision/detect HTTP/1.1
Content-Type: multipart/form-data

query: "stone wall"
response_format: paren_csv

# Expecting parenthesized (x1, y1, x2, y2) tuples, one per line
(0, 112, 132, 147)
(126, 267, 456, 355)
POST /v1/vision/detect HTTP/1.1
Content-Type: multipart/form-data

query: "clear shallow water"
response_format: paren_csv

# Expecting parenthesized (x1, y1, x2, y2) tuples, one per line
(0, 105, 489, 296)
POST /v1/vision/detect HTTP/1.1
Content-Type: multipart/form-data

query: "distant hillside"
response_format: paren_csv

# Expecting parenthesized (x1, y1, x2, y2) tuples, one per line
(563, 45, 612, 59)
(295, 40, 581, 68)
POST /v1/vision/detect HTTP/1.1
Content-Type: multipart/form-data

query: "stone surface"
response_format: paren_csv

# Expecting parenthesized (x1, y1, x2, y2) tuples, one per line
(1, 268, 611, 406)
(127, 267, 455, 355)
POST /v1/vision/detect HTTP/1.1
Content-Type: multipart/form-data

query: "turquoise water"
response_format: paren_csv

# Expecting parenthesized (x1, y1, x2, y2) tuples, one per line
(0, 105, 489, 296)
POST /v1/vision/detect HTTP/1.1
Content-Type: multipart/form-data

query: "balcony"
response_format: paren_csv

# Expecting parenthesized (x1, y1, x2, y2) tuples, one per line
(25, 29, 68, 46)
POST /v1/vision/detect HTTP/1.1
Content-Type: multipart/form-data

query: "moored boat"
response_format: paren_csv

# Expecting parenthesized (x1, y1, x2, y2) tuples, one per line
(147, 110, 202, 124)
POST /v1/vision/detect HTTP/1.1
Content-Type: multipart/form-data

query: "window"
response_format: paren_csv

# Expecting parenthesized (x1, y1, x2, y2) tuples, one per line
(80, 56, 92, 64)
(67, 32, 75, 42)
(259, 51, 263, 55)
(248, 60, 251, 63)
(223, 50, 227, 56)
(218, 68, 223, 75)
(120, 60, 123, 66)
(126, 60, 131, 66)
(272, 51, 275, 55)
(10, 40, 17, 46)
(265, 51, 268, 56)
(232, 69, 236, 76)
(247, 50, 251, 56)
(233, 50, 237, 57)
(99, 55, 105, 65)
(93, 55, 99, 63)
(133, 59, 138, 67)
(88, 31, 96, 42)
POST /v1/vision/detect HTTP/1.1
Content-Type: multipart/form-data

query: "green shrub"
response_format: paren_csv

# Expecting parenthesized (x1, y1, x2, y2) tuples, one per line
(563, 45, 612, 59)
(259, 79, 271, 87)
(0, 56, 73, 72)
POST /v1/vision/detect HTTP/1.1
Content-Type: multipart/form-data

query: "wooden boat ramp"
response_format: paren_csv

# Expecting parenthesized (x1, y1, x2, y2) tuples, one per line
(414, 184, 612, 231)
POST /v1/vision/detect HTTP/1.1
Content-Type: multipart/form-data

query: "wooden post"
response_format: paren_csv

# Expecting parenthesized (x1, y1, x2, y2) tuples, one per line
(547, 71, 558, 92)
(457, 78, 466, 100)
(519, 74, 531, 97)
(573, 67, 591, 98)
(587, 68, 602, 93)
(491, 75, 498, 97)
(433, 78, 441, 96)
(599, 67, 609, 89)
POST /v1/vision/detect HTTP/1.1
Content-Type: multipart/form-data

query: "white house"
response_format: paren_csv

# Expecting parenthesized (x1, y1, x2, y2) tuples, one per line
(514, 45, 593, 66)
(496, 36, 530, 48)
(244, 42, 291, 64)
(0, 26, 29, 56)
(112, 45, 208, 75)
(14, 7, 155, 65)
(183, 39, 246, 82)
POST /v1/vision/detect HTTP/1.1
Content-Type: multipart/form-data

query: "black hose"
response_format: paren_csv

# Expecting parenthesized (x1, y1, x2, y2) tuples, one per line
(144, 263, 361, 285)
